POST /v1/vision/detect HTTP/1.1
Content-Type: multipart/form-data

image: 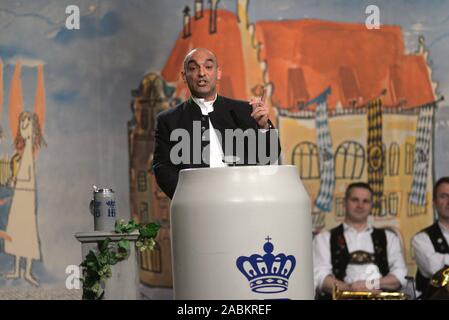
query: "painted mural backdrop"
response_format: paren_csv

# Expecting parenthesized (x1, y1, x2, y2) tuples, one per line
(1, 0, 449, 298)
(134, 0, 445, 286)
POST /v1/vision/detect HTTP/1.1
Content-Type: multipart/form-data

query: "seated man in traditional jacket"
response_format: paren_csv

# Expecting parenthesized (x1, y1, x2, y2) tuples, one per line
(313, 182, 408, 298)
(412, 177, 449, 299)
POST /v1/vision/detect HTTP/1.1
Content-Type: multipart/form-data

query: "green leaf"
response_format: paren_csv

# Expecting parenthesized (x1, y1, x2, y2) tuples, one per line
(114, 219, 126, 232)
(117, 239, 130, 252)
(139, 223, 160, 238)
(85, 250, 97, 261)
(98, 238, 111, 253)
(83, 278, 96, 287)
(109, 254, 118, 265)
(81, 251, 99, 271)
(114, 219, 139, 234)
(126, 220, 138, 233)
(85, 261, 97, 270)
(128, 219, 138, 228)
(97, 253, 108, 266)
(116, 252, 127, 260)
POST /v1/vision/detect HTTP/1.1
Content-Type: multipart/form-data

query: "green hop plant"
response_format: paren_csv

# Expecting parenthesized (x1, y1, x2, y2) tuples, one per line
(80, 219, 160, 300)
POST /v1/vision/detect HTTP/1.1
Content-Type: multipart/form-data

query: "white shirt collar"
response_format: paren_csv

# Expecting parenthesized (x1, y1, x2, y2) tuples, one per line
(192, 94, 217, 115)
(438, 221, 449, 234)
(343, 222, 373, 233)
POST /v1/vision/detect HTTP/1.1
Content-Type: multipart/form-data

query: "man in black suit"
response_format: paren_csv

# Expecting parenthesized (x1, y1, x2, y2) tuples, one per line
(152, 48, 280, 199)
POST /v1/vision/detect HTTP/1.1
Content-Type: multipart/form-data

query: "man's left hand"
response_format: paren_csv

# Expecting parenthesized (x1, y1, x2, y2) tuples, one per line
(249, 88, 270, 129)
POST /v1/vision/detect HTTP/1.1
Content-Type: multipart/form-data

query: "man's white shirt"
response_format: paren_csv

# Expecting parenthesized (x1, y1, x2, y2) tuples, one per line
(192, 95, 227, 168)
(313, 222, 408, 292)
(412, 222, 449, 278)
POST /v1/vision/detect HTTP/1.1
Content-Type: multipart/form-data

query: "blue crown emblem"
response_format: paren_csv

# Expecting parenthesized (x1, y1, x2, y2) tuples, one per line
(236, 236, 296, 294)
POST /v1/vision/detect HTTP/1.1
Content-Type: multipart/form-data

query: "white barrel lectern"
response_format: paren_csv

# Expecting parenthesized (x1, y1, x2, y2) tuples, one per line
(170, 165, 314, 300)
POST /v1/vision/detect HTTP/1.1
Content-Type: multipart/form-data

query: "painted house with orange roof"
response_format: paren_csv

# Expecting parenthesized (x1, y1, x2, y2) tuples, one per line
(251, 15, 439, 266)
(131, 0, 440, 286)
(254, 18, 438, 272)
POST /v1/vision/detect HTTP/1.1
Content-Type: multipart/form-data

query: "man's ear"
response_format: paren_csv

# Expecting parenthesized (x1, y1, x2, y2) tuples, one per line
(217, 67, 222, 81)
(181, 71, 186, 83)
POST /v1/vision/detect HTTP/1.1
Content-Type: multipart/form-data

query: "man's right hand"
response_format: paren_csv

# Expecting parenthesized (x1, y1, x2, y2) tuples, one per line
(349, 280, 382, 294)
(249, 88, 270, 129)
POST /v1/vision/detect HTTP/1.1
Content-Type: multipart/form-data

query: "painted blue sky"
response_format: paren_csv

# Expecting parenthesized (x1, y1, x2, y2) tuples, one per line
(0, 0, 448, 284)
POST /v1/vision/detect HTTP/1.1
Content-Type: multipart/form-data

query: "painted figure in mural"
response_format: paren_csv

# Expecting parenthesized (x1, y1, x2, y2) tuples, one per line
(152, 48, 280, 199)
(313, 182, 408, 299)
(412, 177, 449, 299)
(4, 111, 45, 286)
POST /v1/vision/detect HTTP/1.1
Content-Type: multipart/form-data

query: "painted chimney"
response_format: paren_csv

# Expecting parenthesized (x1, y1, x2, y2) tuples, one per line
(208, 0, 220, 34)
(183, 6, 191, 38)
(195, 0, 203, 19)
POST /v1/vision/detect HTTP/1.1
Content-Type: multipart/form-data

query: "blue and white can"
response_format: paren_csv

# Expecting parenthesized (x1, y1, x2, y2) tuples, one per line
(90, 187, 117, 231)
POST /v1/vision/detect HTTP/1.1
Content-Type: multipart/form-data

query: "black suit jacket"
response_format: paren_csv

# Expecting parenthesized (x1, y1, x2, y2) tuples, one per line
(152, 95, 280, 199)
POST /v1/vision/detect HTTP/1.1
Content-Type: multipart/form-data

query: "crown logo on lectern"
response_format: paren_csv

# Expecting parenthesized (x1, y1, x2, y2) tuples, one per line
(236, 236, 296, 294)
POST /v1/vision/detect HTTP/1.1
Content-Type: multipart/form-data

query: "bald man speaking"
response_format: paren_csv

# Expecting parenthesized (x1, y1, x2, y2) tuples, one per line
(152, 48, 280, 199)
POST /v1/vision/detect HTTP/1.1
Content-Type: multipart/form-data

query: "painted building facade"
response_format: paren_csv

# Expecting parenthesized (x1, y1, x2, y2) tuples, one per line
(132, 0, 440, 287)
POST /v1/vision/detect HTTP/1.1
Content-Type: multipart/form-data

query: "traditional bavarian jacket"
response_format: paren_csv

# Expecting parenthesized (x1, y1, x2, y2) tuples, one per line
(313, 223, 408, 292)
(412, 222, 449, 294)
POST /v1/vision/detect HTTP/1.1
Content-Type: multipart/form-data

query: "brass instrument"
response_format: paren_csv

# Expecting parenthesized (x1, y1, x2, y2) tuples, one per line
(430, 266, 449, 288)
(332, 284, 407, 300)
(424, 266, 449, 299)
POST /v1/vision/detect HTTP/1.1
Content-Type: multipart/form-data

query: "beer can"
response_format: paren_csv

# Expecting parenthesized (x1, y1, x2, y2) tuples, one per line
(90, 187, 117, 231)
